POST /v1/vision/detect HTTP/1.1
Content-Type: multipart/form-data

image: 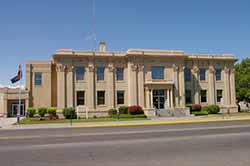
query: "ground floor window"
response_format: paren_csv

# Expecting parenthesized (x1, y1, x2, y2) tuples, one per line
(200, 90, 207, 103)
(117, 90, 124, 105)
(185, 89, 192, 104)
(77, 91, 85, 106)
(217, 89, 223, 103)
(97, 91, 105, 105)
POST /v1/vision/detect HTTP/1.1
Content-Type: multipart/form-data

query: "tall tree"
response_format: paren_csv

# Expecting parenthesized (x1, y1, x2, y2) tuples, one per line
(235, 58, 250, 103)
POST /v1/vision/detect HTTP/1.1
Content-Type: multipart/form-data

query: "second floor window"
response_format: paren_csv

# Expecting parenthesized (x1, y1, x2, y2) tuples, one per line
(34, 72, 42, 86)
(75, 67, 85, 81)
(184, 68, 191, 81)
(199, 68, 206, 81)
(116, 68, 124, 80)
(97, 67, 105, 81)
(152, 66, 164, 80)
(215, 69, 222, 81)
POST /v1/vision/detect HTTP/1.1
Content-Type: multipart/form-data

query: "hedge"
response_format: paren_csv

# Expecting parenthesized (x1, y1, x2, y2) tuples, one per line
(27, 107, 36, 118)
(119, 106, 129, 114)
(193, 111, 208, 116)
(63, 107, 76, 119)
(38, 107, 47, 117)
(47, 107, 57, 116)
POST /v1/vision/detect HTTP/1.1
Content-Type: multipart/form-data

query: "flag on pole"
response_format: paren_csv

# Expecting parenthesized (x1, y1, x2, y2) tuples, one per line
(11, 65, 22, 84)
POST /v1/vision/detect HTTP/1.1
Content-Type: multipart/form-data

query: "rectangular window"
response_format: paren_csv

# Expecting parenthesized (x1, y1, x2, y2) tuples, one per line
(199, 68, 206, 81)
(200, 90, 207, 103)
(184, 68, 191, 81)
(34, 72, 42, 86)
(215, 69, 222, 81)
(116, 68, 124, 80)
(77, 91, 85, 106)
(151, 66, 164, 80)
(75, 67, 85, 81)
(97, 91, 105, 105)
(117, 90, 125, 105)
(185, 90, 192, 104)
(97, 67, 105, 81)
(217, 90, 223, 103)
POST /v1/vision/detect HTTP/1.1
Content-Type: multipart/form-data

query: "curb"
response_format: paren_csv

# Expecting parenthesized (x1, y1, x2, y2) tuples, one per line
(72, 117, 250, 128)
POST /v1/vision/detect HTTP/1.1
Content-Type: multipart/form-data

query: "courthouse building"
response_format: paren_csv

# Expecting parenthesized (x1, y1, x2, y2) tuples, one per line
(0, 42, 238, 117)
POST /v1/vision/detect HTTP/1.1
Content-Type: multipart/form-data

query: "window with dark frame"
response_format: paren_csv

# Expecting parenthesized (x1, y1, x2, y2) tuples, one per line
(151, 66, 164, 80)
(97, 67, 105, 81)
(77, 91, 85, 106)
(217, 89, 223, 103)
(34, 72, 42, 86)
(184, 68, 191, 81)
(185, 89, 192, 104)
(215, 69, 222, 81)
(199, 68, 206, 81)
(97, 91, 105, 105)
(200, 90, 207, 103)
(75, 67, 85, 81)
(117, 90, 124, 105)
(116, 68, 124, 80)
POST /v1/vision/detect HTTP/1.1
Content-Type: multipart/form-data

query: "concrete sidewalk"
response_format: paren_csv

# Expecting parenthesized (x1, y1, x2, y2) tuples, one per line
(1, 115, 250, 130)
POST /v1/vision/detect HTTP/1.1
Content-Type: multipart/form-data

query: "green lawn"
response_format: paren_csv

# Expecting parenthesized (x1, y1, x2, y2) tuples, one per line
(19, 114, 148, 125)
(201, 112, 250, 117)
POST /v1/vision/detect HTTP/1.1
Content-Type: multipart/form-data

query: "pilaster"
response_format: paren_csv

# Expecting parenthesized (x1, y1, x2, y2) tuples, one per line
(208, 65, 215, 104)
(179, 65, 185, 107)
(192, 66, 200, 104)
(230, 68, 236, 106)
(107, 63, 115, 108)
(128, 62, 138, 106)
(224, 66, 231, 105)
(66, 66, 74, 108)
(56, 64, 66, 110)
(87, 64, 95, 110)
(138, 65, 145, 107)
(172, 64, 179, 107)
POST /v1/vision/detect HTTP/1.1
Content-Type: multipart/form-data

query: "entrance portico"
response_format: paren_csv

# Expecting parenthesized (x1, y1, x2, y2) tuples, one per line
(145, 82, 174, 110)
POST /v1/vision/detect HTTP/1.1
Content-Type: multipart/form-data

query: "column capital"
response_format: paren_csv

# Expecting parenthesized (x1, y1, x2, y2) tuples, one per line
(88, 64, 95, 72)
(179, 64, 185, 72)
(224, 66, 230, 74)
(172, 64, 179, 72)
(138, 65, 144, 71)
(208, 66, 215, 73)
(56, 64, 66, 72)
(191, 66, 199, 74)
(107, 64, 115, 72)
(131, 64, 138, 71)
(66, 65, 74, 72)
(230, 68, 235, 74)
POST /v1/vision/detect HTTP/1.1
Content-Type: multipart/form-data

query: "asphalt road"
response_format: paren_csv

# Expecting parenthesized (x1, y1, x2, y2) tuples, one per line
(1, 120, 250, 166)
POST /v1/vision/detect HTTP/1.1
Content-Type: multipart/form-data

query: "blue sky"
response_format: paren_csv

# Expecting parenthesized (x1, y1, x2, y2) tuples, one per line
(0, 0, 249, 86)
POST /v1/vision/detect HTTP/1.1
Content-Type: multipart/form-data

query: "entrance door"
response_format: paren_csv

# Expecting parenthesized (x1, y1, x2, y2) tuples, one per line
(11, 104, 25, 117)
(153, 90, 165, 109)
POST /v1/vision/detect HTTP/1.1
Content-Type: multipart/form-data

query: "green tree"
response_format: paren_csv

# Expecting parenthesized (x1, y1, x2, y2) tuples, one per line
(235, 58, 250, 103)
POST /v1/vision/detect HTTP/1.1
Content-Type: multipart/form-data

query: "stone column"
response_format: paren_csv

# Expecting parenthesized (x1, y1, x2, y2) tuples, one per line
(150, 89, 153, 108)
(167, 89, 170, 108)
(3, 99, 8, 118)
(179, 65, 185, 107)
(170, 89, 174, 108)
(66, 66, 74, 108)
(224, 66, 231, 105)
(107, 63, 115, 108)
(87, 64, 95, 110)
(208, 65, 215, 104)
(230, 68, 236, 106)
(56, 64, 66, 111)
(128, 62, 138, 106)
(138, 65, 145, 108)
(192, 66, 200, 104)
(172, 64, 179, 107)
(145, 87, 150, 108)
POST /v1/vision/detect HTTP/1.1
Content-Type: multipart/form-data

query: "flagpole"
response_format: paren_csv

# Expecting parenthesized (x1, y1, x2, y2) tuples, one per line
(17, 67, 21, 124)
